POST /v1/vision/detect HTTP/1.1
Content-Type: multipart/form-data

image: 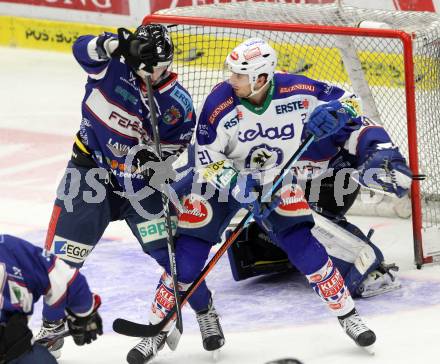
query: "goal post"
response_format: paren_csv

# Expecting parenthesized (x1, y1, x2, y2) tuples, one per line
(142, 2, 440, 267)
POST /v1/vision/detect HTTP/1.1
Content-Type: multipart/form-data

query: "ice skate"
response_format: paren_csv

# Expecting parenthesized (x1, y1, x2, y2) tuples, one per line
(126, 332, 167, 364)
(338, 308, 376, 352)
(196, 298, 225, 360)
(34, 318, 66, 359)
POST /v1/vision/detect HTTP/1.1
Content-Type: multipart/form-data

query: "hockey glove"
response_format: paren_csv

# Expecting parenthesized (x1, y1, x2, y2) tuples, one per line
(169, 143, 196, 197)
(305, 100, 353, 141)
(95, 33, 119, 60)
(131, 144, 162, 178)
(232, 174, 281, 227)
(66, 294, 103, 346)
(112, 27, 157, 74)
(354, 145, 412, 197)
(0, 313, 33, 363)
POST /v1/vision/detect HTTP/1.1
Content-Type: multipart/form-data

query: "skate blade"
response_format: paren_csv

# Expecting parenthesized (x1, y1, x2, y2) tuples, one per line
(361, 344, 375, 355)
(50, 348, 62, 359)
(211, 349, 220, 362)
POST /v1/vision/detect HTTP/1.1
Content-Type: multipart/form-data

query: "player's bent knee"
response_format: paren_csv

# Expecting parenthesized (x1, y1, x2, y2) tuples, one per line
(175, 234, 212, 283)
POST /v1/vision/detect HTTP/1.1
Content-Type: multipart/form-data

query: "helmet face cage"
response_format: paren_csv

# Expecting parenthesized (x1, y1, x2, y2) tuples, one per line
(225, 38, 277, 96)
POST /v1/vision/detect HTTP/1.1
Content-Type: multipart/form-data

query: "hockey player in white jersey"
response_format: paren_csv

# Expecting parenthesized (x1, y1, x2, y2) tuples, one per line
(135, 37, 413, 360)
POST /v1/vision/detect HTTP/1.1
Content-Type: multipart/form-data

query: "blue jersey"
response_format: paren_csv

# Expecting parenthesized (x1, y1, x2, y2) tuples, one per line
(0, 235, 93, 322)
(73, 34, 196, 192)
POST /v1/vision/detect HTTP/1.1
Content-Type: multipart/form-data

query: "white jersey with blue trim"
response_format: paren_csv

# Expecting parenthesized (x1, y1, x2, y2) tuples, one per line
(195, 72, 362, 184)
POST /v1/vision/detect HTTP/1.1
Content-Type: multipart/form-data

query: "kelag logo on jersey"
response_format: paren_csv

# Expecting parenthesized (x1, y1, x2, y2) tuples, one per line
(275, 99, 309, 115)
(245, 144, 283, 170)
(238, 122, 294, 142)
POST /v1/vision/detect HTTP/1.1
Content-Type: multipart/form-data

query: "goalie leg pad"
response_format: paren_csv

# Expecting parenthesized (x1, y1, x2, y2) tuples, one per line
(227, 223, 294, 282)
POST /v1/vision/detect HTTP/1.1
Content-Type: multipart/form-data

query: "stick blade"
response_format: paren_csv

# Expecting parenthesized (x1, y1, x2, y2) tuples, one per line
(165, 326, 182, 351)
(112, 318, 164, 338)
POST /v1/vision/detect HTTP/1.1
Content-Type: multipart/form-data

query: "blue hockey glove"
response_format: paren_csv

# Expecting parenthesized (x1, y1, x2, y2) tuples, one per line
(232, 174, 260, 210)
(305, 100, 353, 141)
(355, 145, 413, 198)
(169, 143, 196, 198)
(232, 175, 281, 226)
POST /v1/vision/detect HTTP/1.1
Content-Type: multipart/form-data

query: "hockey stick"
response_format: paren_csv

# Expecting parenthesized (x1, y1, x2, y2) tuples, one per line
(143, 74, 183, 342)
(113, 134, 315, 337)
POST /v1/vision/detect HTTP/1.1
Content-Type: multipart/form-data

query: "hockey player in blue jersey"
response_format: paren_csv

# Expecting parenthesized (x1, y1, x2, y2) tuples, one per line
(0, 234, 102, 364)
(37, 24, 220, 363)
(140, 37, 413, 359)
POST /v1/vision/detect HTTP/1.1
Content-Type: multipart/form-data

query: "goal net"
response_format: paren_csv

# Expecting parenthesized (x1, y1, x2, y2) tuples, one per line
(143, 2, 440, 267)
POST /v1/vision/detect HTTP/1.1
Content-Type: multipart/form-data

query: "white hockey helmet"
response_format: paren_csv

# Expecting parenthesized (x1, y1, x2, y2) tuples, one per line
(225, 38, 277, 97)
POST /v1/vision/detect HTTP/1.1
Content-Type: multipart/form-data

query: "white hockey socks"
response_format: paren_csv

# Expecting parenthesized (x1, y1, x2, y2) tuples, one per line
(306, 258, 355, 317)
(149, 271, 190, 332)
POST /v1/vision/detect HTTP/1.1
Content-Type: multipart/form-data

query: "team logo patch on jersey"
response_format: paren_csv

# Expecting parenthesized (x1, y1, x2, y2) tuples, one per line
(274, 185, 311, 217)
(162, 105, 182, 125)
(178, 194, 213, 228)
(245, 144, 283, 170)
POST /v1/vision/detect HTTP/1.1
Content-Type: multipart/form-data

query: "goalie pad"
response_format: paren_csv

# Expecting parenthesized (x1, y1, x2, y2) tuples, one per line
(227, 213, 399, 297)
(227, 223, 294, 282)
